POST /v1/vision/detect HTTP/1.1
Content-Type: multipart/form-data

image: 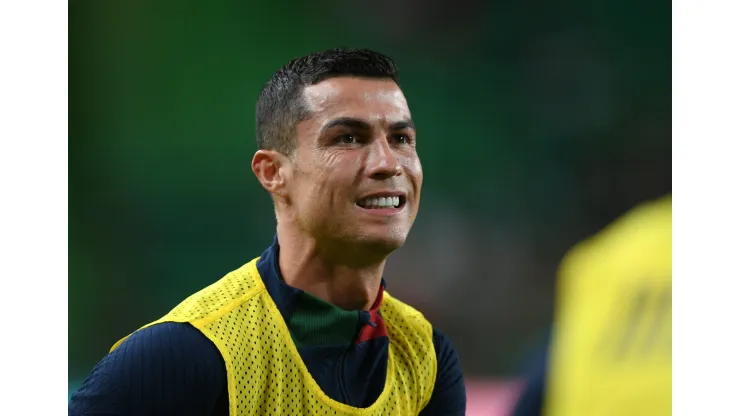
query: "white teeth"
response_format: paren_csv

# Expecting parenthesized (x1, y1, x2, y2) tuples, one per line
(358, 196, 402, 209)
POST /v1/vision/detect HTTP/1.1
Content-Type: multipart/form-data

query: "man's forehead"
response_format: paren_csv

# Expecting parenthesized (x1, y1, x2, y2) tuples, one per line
(302, 77, 409, 115)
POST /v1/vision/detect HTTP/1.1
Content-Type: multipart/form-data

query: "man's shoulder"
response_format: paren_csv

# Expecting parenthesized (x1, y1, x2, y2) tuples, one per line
(69, 322, 227, 415)
(380, 292, 437, 342)
(381, 291, 427, 320)
(161, 258, 266, 323)
(120, 322, 221, 356)
(380, 295, 462, 372)
(110, 322, 227, 383)
(110, 259, 267, 351)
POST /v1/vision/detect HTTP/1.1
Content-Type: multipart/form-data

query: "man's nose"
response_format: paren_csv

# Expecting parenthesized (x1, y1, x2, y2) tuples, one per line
(366, 138, 402, 180)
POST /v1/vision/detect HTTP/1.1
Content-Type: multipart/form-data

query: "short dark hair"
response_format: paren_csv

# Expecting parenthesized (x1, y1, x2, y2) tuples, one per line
(255, 48, 399, 155)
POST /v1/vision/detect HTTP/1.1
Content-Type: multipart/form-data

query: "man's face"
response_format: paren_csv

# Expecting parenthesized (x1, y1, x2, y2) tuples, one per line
(286, 76, 422, 253)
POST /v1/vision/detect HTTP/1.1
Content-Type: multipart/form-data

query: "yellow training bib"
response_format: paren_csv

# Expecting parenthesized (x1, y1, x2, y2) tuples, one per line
(545, 196, 672, 416)
(112, 258, 437, 415)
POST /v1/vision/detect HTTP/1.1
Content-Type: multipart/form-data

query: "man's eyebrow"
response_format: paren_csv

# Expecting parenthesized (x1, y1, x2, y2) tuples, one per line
(319, 117, 416, 134)
(389, 119, 416, 132)
(320, 118, 372, 134)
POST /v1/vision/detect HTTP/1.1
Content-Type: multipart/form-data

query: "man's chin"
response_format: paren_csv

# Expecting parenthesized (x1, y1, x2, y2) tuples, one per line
(356, 230, 408, 253)
(327, 230, 407, 263)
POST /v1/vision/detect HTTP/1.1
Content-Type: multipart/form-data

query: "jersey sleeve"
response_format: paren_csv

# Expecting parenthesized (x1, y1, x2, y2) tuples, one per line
(419, 327, 466, 416)
(68, 322, 228, 416)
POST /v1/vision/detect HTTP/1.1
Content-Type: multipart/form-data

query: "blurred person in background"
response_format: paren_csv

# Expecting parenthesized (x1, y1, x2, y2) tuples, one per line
(69, 48, 466, 416)
(512, 194, 671, 416)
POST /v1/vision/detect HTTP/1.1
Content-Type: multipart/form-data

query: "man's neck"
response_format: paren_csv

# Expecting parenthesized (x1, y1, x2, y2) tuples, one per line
(275, 225, 385, 311)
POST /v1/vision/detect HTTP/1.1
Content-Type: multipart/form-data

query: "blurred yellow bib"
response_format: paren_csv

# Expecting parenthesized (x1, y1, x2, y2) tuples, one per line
(545, 196, 672, 416)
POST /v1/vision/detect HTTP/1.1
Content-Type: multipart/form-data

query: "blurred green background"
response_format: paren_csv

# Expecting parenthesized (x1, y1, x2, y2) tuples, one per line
(69, 0, 670, 395)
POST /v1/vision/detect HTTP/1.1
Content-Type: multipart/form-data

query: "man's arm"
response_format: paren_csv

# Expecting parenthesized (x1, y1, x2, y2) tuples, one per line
(419, 327, 466, 416)
(69, 322, 228, 416)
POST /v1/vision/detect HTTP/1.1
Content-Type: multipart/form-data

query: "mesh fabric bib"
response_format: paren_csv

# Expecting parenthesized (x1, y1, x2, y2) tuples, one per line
(112, 258, 437, 415)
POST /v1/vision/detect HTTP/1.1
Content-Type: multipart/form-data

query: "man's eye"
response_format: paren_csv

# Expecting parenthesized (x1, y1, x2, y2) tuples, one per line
(393, 134, 412, 145)
(338, 134, 358, 144)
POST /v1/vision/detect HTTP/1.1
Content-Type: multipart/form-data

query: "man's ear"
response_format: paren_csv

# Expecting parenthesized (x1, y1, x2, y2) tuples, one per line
(252, 150, 292, 199)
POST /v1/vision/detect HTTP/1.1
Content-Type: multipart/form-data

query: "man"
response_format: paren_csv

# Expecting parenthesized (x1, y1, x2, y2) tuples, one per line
(69, 48, 466, 415)
(513, 195, 672, 416)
